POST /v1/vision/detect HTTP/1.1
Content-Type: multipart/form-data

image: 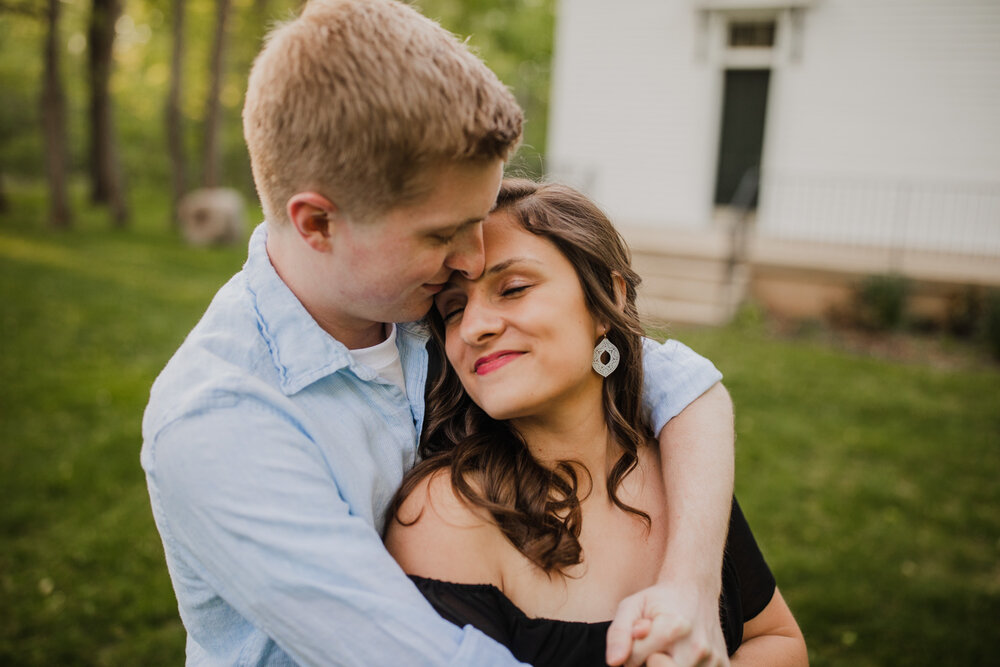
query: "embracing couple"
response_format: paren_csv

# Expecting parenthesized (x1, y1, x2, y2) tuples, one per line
(141, 1, 807, 665)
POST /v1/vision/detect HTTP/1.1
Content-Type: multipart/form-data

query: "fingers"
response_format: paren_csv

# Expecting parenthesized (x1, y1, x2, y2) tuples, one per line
(631, 618, 653, 640)
(624, 613, 691, 667)
(646, 654, 678, 667)
(669, 637, 729, 667)
(606, 596, 644, 665)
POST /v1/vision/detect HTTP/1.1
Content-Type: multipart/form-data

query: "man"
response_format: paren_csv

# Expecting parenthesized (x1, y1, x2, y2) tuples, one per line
(141, 1, 734, 665)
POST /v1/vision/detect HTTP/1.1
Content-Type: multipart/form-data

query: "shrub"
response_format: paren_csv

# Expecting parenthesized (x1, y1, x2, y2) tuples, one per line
(983, 289, 1000, 360)
(853, 274, 911, 331)
(946, 286, 983, 337)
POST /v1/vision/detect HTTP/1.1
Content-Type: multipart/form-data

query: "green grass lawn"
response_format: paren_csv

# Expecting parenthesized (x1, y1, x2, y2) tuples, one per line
(2, 188, 998, 665)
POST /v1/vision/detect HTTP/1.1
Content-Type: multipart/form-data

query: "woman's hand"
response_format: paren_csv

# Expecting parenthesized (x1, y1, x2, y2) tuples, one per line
(606, 579, 730, 667)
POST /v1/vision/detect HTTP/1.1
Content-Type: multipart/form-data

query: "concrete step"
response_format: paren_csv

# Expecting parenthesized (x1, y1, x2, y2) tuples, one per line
(620, 226, 732, 260)
(638, 264, 749, 303)
(620, 224, 748, 327)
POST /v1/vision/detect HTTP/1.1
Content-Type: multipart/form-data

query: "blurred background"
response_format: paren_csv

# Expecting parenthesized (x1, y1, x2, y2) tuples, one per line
(1, 0, 997, 664)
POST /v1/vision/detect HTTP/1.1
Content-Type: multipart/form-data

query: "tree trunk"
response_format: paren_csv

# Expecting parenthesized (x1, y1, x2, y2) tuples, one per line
(42, 0, 72, 228)
(88, 0, 129, 226)
(166, 0, 187, 226)
(202, 0, 231, 188)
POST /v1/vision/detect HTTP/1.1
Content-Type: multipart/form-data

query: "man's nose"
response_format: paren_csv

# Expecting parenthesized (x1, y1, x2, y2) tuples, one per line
(444, 222, 485, 279)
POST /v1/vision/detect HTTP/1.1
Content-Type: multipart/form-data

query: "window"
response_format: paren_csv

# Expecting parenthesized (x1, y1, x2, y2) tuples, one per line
(728, 21, 777, 48)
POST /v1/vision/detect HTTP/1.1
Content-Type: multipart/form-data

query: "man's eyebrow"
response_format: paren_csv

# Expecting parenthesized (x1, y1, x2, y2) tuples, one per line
(463, 214, 488, 227)
(427, 217, 483, 237)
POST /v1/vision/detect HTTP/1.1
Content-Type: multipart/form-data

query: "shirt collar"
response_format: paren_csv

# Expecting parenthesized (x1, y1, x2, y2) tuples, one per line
(243, 222, 354, 394)
(243, 222, 429, 395)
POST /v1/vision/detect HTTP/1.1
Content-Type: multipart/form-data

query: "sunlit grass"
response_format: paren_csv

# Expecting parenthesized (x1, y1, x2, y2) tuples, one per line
(659, 316, 1000, 666)
(1, 185, 246, 664)
(2, 188, 998, 664)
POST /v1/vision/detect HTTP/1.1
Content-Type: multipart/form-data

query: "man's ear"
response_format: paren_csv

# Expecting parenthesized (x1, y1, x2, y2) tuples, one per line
(287, 192, 339, 252)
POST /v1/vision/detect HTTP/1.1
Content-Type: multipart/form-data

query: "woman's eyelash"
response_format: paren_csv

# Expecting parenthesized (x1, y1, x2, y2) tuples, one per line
(440, 284, 530, 321)
(443, 307, 464, 321)
(501, 285, 531, 298)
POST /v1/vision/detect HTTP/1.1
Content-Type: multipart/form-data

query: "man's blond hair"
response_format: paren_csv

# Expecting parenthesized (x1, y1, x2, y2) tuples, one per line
(243, 0, 523, 224)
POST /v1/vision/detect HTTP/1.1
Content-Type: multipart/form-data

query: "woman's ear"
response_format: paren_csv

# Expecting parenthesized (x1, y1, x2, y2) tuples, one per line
(287, 192, 339, 252)
(595, 273, 628, 338)
(610, 272, 627, 313)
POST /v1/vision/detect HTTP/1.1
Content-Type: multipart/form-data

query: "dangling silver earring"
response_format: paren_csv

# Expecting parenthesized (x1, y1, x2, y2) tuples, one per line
(592, 336, 620, 377)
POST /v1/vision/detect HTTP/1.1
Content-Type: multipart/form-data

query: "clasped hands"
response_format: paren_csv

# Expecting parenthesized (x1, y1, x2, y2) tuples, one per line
(605, 581, 730, 667)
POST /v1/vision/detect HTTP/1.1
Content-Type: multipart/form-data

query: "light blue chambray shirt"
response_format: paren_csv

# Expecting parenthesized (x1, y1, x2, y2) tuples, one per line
(141, 222, 723, 666)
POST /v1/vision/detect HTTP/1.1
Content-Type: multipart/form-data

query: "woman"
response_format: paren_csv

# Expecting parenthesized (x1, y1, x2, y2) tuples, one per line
(384, 180, 807, 666)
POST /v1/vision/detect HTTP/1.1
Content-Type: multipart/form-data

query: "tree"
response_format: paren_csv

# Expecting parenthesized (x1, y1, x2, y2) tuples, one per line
(202, 0, 232, 188)
(41, 0, 71, 228)
(166, 0, 187, 225)
(88, 0, 129, 226)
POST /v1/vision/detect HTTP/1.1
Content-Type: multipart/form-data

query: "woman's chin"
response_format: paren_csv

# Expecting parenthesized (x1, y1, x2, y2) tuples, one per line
(479, 401, 529, 423)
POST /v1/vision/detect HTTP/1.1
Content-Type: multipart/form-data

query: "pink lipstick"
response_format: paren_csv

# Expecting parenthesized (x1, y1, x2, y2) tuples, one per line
(473, 350, 523, 375)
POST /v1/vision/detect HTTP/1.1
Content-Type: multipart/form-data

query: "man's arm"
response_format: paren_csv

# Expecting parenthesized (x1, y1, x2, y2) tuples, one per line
(144, 401, 525, 667)
(606, 339, 735, 667)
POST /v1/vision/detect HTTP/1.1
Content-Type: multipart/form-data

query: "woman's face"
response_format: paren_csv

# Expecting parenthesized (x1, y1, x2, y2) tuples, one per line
(434, 210, 607, 422)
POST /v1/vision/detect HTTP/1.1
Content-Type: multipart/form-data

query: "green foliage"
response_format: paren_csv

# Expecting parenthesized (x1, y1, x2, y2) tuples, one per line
(944, 285, 982, 337)
(416, 0, 556, 177)
(1, 0, 556, 200)
(983, 288, 1000, 359)
(3, 189, 998, 664)
(853, 273, 911, 331)
(0, 12, 46, 177)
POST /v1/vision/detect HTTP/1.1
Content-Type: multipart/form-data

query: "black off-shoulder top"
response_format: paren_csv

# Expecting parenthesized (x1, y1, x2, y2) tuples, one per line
(410, 498, 775, 666)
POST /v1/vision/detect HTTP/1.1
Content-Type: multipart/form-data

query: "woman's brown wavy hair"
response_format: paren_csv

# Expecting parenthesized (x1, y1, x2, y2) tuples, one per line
(388, 178, 653, 574)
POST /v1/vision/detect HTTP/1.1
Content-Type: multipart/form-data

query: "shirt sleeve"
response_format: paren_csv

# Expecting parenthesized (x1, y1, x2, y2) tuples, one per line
(727, 498, 776, 620)
(641, 337, 724, 435)
(144, 400, 526, 667)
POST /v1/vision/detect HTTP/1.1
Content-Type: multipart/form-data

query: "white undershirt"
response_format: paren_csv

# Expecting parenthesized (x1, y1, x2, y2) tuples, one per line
(347, 323, 407, 394)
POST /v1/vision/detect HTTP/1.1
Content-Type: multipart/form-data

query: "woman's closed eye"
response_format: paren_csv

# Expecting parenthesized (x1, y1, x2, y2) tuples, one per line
(437, 282, 533, 323)
(442, 305, 465, 322)
(437, 296, 466, 322)
(501, 283, 531, 298)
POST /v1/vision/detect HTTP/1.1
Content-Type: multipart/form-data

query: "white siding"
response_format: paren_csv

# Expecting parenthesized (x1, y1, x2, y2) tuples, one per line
(548, 0, 719, 228)
(759, 0, 1000, 254)
(548, 0, 1000, 254)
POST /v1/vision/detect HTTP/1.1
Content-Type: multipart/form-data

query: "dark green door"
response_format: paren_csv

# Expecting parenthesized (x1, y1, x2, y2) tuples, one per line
(713, 69, 770, 207)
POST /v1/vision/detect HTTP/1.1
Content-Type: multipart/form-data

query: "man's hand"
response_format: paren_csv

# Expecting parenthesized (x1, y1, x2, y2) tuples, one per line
(606, 579, 729, 667)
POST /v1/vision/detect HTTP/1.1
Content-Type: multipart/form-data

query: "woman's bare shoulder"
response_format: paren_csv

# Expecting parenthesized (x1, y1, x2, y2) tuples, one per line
(384, 468, 504, 584)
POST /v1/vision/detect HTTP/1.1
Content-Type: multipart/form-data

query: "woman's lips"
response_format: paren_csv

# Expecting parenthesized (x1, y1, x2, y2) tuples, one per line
(474, 351, 524, 375)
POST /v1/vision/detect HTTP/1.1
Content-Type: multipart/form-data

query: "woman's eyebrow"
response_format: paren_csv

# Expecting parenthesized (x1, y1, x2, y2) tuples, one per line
(483, 256, 543, 277)
(438, 256, 544, 295)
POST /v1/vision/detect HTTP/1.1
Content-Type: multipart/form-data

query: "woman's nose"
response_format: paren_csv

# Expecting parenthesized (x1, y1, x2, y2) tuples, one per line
(459, 297, 504, 346)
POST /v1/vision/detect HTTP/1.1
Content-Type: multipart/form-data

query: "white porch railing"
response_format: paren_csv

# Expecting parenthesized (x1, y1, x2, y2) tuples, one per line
(757, 173, 1000, 258)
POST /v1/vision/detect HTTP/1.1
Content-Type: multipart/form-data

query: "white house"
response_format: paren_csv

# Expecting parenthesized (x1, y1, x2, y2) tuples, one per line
(547, 0, 1000, 323)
